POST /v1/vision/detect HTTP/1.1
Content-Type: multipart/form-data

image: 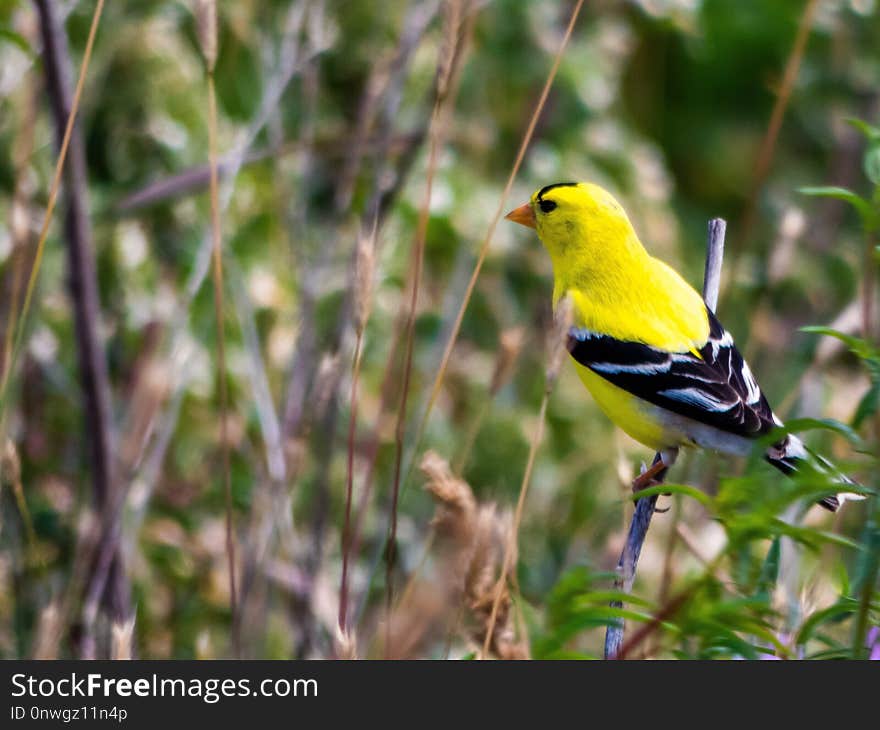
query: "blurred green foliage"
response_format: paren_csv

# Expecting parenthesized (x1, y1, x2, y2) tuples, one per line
(0, 0, 878, 659)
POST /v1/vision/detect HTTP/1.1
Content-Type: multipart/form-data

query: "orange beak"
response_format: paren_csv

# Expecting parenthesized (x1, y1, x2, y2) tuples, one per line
(504, 202, 536, 229)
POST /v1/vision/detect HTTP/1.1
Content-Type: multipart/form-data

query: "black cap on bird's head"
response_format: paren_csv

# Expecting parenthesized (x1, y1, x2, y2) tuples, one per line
(505, 182, 580, 229)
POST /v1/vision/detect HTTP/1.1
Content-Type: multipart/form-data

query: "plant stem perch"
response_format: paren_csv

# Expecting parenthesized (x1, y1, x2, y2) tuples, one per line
(603, 217, 726, 659)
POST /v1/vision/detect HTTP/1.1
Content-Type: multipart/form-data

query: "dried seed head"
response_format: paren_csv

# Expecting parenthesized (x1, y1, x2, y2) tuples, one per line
(420, 450, 476, 524)
(418, 450, 529, 659)
(437, 0, 463, 100)
(465, 505, 528, 659)
(546, 295, 574, 387)
(465, 504, 509, 607)
(193, 0, 218, 72)
(353, 231, 376, 337)
(489, 327, 525, 396)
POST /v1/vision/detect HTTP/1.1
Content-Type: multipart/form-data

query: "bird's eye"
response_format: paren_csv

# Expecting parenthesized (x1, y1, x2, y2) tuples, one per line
(539, 199, 557, 214)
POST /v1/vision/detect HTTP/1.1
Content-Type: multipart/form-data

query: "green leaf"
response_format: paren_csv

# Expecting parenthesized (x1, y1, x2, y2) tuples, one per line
(775, 417, 863, 446)
(796, 599, 857, 646)
(0, 26, 33, 56)
(772, 521, 861, 551)
(846, 117, 880, 142)
(864, 144, 880, 187)
(631, 483, 713, 507)
(800, 325, 877, 360)
(582, 606, 658, 625)
(573, 591, 655, 608)
(755, 537, 780, 601)
(798, 186, 875, 229)
(853, 380, 880, 429)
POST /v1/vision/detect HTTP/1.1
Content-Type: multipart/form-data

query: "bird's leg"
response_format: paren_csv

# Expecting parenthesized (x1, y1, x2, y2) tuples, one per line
(632, 448, 679, 495)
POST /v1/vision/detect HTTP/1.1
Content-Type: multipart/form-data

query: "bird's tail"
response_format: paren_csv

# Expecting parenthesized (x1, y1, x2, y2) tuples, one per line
(765, 433, 865, 512)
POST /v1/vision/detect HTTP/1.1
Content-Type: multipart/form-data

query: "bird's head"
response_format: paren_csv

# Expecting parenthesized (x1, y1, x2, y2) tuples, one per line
(505, 182, 639, 264)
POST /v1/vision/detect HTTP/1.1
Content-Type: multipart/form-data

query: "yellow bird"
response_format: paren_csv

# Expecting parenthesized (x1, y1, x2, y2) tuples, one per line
(506, 182, 860, 510)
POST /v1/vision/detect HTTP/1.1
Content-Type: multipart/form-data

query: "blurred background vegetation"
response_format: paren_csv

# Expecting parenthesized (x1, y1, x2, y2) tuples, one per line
(0, 0, 878, 659)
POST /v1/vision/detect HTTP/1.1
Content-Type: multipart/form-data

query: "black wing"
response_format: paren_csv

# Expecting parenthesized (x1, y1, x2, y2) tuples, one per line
(567, 309, 777, 438)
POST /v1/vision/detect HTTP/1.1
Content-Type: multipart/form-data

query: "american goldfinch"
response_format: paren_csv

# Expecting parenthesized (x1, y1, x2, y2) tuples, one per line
(506, 182, 860, 510)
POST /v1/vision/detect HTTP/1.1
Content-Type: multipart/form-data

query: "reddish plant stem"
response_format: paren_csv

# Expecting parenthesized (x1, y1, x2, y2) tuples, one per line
(339, 334, 364, 634)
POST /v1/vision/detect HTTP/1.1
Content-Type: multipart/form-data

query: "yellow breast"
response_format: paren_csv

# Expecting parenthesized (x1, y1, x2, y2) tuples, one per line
(573, 362, 675, 451)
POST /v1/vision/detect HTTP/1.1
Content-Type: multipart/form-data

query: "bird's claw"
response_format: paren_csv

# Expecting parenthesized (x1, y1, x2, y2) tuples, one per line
(632, 456, 673, 513)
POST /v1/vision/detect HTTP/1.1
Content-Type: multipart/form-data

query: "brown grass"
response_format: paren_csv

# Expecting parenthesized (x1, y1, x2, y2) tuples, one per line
(381, 451, 528, 659)
(422, 450, 528, 659)
(339, 225, 377, 635)
(198, 0, 238, 655)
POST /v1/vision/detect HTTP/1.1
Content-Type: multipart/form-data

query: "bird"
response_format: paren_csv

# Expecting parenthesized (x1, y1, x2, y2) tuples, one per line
(506, 181, 862, 511)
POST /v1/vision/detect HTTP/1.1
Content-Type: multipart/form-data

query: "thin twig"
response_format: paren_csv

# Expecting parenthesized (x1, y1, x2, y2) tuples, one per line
(347, 0, 583, 637)
(603, 217, 727, 659)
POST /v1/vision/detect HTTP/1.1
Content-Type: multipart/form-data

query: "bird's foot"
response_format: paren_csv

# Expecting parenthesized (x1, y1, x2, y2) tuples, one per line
(631, 459, 667, 493)
(631, 448, 679, 512)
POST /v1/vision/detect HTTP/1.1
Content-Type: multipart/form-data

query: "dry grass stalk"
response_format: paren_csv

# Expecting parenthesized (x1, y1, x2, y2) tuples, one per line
(199, 0, 238, 653)
(354, 227, 377, 338)
(481, 298, 574, 658)
(340, 225, 378, 634)
(546, 296, 574, 387)
(490, 327, 525, 397)
(2, 438, 37, 551)
(31, 602, 62, 660)
(436, 0, 463, 101)
(313, 353, 341, 415)
(417, 450, 528, 659)
(382, 577, 449, 660)
(111, 617, 136, 660)
(334, 625, 357, 660)
(2, 75, 39, 385)
(734, 0, 819, 268)
(384, 0, 475, 649)
(194, 0, 218, 72)
(0, 0, 106, 426)
(34, 0, 130, 651)
(408, 0, 586, 480)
